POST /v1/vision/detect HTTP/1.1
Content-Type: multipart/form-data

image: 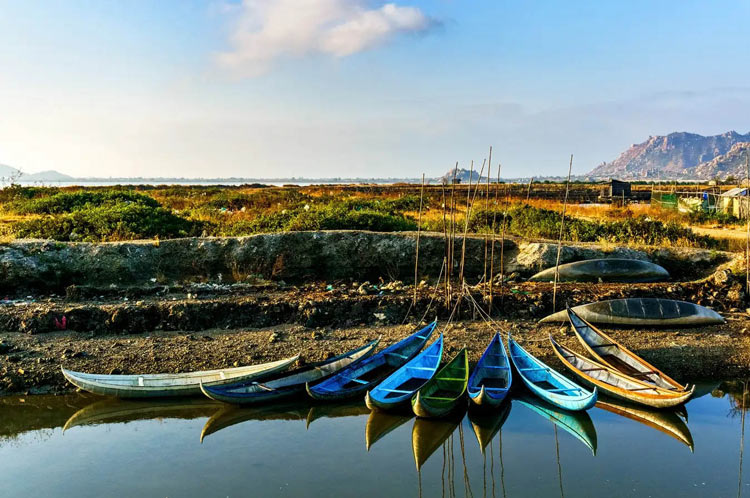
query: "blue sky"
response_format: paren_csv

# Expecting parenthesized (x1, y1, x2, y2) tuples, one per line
(1, 0, 749, 179)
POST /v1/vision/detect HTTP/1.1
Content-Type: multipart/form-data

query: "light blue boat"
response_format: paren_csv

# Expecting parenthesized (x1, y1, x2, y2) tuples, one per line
(306, 320, 437, 401)
(365, 334, 444, 411)
(468, 333, 511, 407)
(508, 334, 597, 411)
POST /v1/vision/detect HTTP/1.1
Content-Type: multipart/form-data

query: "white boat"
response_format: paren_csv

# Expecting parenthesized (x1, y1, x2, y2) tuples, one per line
(61, 354, 299, 398)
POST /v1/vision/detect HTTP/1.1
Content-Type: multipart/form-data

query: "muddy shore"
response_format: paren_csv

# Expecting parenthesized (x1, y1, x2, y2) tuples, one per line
(2, 314, 749, 396)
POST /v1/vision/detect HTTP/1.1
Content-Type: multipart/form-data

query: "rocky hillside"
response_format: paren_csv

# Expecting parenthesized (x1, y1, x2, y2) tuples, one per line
(692, 142, 750, 180)
(589, 131, 750, 180)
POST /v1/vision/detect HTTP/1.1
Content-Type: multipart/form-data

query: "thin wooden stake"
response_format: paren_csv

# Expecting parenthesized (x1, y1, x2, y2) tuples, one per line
(484, 147, 492, 300)
(499, 183, 509, 305)
(459, 159, 486, 289)
(489, 160, 502, 314)
(746, 153, 749, 296)
(552, 155, 574, 313)
(449, 163, 458, 304)
(414, 173, 425, 305)
(441, 178, 450, 307)
(458, 160, 474, 289)
(526, 177, 533, 201)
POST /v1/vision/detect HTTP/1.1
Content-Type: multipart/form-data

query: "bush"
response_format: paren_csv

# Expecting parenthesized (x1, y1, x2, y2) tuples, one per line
(5, 191, 159, 214)
(285, 205, 416, 232)
(14, 203, 200, 241)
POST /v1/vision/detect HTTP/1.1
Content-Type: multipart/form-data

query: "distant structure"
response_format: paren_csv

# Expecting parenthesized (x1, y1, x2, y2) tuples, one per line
(608, 179, 631, 198)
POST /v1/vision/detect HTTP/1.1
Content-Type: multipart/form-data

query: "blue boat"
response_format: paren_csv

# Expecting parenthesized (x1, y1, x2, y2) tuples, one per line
(365, 334, 444, 411)
(468, 333, 511, 407)
(306, 321, 437, 401)
(508, 334, 597, 411)
(200, 339, 379, 405)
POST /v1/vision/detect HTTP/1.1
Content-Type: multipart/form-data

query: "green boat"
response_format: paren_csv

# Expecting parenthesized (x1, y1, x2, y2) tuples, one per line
(411, 348, 469, 418)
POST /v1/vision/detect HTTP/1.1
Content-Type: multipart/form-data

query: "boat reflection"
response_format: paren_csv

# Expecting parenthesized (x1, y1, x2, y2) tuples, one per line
(305, 401, 370, 428)
(412, 408, 465, 471)
(468, 401, 512, 453)
(515, 395, 598, 456)
(63, 397, 222, 432)
(596, 398, 694, 452)
(365, 410, 413, 450)
(200, 403, 309, 443)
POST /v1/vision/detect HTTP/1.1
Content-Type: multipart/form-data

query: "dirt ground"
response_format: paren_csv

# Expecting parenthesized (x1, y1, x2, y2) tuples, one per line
(2, 313, 749, 396)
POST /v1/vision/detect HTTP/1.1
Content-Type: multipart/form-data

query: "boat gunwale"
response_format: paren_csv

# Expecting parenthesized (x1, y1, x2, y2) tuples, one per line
(567, 307, 688, 392)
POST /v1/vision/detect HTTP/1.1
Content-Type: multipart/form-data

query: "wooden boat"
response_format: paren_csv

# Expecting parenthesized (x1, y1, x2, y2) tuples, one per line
(411, 348, 469, 418)
(201, 403, 309, 443)
(567, 307, 689, 391)
(201, 340, 378, 405)
(306, 321, 437, 401)
(412, 409, 465, 470)
(468, 333, 511, 407)
(516, 395, 597, 455)
(540, 298, 724, 327)
(508, 335, 596, 411)
(596, 398, 694, 451)
(61, 354, 300, 398)
(63, 398, 221, 432)
(529, 258, 669, 283)
(550, 336, 694, 408)
(468, 401, 512, 453)
(366, 334, 444, 411)
(365, 410, 413, 450)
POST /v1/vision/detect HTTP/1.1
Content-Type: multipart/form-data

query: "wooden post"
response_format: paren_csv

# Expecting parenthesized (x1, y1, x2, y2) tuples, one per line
(449, 163, 458, 304)
(458, 160, 474, 289)
(526, 177, 533, 202)
(484, 146, 492, 300)
(489, 160, 501, 314)
(499, 183, 509, 305)
(552, 155, 574, 313)
(746, 153, 749, 296)
(414, 173, 425, 305)
(459, 159, 486, 288)
(441, 177, 449, 307)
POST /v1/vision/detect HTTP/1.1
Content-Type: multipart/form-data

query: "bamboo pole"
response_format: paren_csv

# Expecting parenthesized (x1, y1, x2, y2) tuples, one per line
(552, 155, 574, 313)
(499, 182, 509, 305)
(458, 160, 474, 289)
(489, 160, 501, 314)
(459, 159, 487, 288)
(484, 146, 492, 301)
(441, 177, 450, 307)
(746, 153, 749, 296)
(449, 163, 458, 304)
(414, 173, 425, 305)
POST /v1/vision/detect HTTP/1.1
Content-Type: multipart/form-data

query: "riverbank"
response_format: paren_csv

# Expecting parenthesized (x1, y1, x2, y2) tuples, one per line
(2, 315, 749, 396)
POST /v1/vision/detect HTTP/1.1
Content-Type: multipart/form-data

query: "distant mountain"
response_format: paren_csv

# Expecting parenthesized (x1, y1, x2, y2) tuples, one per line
(693, 142, 750, 180)
(21, 170, 75, 182)
(439, 167, 489, 184)
(588, 131, 750, 180)
(0, 164, 75, 183)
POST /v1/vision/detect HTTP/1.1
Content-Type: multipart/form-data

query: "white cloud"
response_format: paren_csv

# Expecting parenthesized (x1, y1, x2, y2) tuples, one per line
(217, 0, 434, 76)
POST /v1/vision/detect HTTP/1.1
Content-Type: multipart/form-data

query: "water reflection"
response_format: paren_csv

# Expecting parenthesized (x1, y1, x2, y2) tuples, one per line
(63, 398, 222, 432)
(365, 410, 413, 450)
(3, 381, 750, 497)
(596, 398, 694, 451)
(515, 395, 598, 456)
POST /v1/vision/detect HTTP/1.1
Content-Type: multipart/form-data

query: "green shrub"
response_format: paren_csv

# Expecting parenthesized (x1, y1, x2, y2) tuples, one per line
(5, 191, 159, 214)
(14, 203, 199, 241)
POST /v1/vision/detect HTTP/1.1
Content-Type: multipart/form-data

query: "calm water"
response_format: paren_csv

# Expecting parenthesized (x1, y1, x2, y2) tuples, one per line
(0, 381, 747, 497)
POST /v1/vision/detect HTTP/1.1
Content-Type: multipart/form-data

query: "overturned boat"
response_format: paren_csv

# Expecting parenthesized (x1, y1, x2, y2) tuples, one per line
(529, 258, 669, 283)
(540, 298, 724, 327)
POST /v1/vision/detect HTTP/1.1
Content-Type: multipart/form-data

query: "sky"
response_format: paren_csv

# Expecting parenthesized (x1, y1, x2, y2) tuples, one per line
(1, 0, 749, 179)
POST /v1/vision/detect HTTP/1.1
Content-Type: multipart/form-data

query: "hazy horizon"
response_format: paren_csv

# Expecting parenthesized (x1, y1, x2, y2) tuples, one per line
(2, 1, 749, 179)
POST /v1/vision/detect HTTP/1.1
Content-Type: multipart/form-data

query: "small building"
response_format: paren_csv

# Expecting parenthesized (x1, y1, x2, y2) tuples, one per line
(609, 179, 631, 198)
(720, 187, 750, 218)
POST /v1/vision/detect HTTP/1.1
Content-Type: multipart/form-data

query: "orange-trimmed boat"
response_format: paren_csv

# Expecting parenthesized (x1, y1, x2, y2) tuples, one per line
(567, 307, 690, 392)
(550, 336, 693, 409)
